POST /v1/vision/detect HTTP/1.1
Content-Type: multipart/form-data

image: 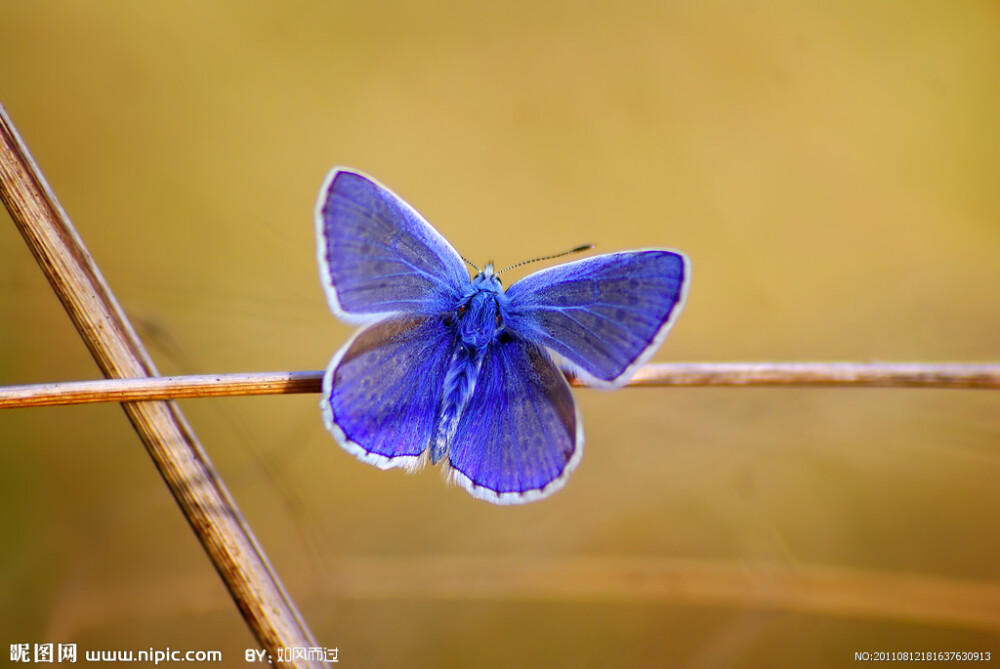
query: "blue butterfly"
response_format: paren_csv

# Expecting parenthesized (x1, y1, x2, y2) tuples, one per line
(315, 168, 690, 505)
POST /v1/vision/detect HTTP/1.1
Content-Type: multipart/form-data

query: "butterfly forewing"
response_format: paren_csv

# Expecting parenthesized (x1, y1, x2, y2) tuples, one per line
(316, 169, 469, 323)
(446, 335, 581, 505)
(504, 250, 689, 387)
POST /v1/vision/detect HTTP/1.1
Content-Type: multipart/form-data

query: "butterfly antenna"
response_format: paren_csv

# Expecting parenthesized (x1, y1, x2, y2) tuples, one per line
(497, 244, 593, 275)
(461, 255, 481, 273)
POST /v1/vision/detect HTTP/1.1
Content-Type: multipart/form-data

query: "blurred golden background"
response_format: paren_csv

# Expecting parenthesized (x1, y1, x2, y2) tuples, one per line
(1, 2, 998, 666)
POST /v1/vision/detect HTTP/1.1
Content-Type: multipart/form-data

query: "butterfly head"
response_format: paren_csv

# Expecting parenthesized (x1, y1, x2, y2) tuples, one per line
(472, 262, 501, 284)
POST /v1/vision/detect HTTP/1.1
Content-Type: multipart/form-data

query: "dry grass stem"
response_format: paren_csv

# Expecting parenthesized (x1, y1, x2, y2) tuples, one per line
(0, 103, 326, 668)
(2, 362, 999, 410)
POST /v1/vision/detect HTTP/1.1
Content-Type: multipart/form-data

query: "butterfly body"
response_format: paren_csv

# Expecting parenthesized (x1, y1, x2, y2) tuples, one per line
(316, 168, 690, 504)
(453, 265, 508, 350)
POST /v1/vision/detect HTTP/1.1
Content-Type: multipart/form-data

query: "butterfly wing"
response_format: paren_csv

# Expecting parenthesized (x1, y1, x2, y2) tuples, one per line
(504, 250, 690, 387)
(446, 334, 582, 505)
(323, 314, 457, 469)
(316, 168, 469, 324)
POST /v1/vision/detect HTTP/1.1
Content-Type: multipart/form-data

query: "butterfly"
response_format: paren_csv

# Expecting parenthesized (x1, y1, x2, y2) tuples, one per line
(315, 168, 690, 505)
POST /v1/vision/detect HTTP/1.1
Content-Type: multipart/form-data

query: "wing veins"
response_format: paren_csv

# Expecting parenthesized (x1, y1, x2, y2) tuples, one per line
(335, 233, 457, 292)
(538, 305, 637, 351)
(331, 199, 449, 263)
(528, 301, 648, 317)
(520, 355, 559, 483)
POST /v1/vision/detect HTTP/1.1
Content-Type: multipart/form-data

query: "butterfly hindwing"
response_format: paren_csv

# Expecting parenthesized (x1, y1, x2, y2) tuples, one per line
(504, 250, 689, 387)
(446, 333, 581, 505)
(323, 314, 457, 469)
(315, 168, 469, 324)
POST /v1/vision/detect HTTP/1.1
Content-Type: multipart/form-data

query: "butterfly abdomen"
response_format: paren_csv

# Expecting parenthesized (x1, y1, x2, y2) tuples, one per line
(430, 345, 484, 463)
